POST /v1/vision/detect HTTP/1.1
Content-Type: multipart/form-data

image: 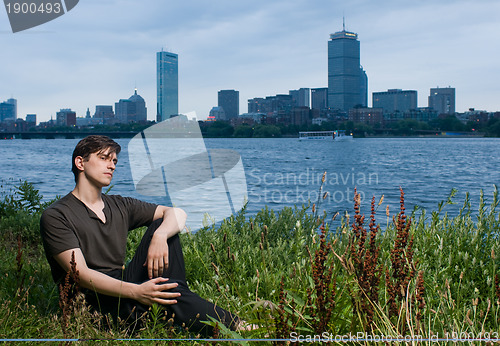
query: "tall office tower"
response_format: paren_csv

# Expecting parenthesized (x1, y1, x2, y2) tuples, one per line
(157, 50, 178, 122)
(218, 89, 239, 120)
(311, 88, 328, 110)
(428, 87, 455, 114)
(289, 88, 310, 108)
(373, 89, 418, 113)
(328, 25, 364, 111)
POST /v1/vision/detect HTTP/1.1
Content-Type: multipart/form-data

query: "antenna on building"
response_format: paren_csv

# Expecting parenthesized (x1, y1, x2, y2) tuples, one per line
(343, 15, 345, 31)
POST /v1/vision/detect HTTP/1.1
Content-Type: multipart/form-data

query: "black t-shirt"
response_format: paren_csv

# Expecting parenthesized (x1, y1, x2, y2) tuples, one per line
(40, 193, 157, 283)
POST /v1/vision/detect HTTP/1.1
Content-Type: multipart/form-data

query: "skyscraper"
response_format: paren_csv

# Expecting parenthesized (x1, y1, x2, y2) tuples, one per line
(157, 50, 178, 122)
(328, 25, 365, 111)
(428, 87, 455, 115)
(218, 90, 239, 120)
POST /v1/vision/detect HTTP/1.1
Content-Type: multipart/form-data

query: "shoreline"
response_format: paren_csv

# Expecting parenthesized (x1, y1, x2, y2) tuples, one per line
(0, 132, 496, 140)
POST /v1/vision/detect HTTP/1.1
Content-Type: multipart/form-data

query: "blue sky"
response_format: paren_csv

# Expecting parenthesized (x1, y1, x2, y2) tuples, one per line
(1, 0, 499, 122)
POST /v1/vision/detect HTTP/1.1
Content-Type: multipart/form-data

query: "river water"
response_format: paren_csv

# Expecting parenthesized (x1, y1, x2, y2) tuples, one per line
(1, 137, 498, 230)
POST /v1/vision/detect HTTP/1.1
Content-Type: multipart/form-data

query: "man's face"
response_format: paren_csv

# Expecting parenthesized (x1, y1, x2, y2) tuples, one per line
(80, 149, 118, 188)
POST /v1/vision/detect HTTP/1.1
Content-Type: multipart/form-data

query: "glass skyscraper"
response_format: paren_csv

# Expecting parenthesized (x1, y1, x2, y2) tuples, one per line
(328, 28, 366, 111)
(157, 50, 178, 122)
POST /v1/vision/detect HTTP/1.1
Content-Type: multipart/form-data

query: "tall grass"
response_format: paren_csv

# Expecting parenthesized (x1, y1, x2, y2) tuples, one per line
(0, 180, 499, 343)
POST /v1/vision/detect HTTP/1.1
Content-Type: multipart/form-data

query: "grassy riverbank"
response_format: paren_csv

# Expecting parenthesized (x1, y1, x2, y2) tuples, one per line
(0, 181, 499, 343)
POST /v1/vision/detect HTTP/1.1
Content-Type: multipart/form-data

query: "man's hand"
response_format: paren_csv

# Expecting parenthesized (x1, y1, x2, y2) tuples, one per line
(145, 206, 187, 279)
(144, 232, 169, 279)
(133, 277, 181, 306)
(54, 248, 180, 306)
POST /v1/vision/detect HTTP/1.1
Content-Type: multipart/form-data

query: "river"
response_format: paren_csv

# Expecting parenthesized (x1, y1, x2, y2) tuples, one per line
(1, 137, 498, 230)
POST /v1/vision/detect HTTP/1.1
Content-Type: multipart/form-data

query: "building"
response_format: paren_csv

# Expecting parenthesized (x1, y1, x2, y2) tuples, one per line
(291, 106, 312, 126)
(289, 88, 310, 108)
(248, 94, 293, 115)
(26, 114, 36, 126)
(157, 50, 179, 122)
(248, 98, 267, 114)
(0, 101, 16, 122)
(428, 87, 455, 115)
(56, 109, 76, 127)
(115, 89, 147, 123)
(373, 89, 418, 113)
(209, 106, 226, 121)
(348, 107, 384, 125)
(359, 68, 368, 107)
(404, 108, 438, 122)
(76, 108, 102, 126)
(465, 108, 489, 126)
(7, 98, 17, 118)
(94, 105, 115, 124)
(218, 90, 239, 120)
(237, 113, 265, 125)
(311, 88, 328, 111)
(328, 25, 366, 111)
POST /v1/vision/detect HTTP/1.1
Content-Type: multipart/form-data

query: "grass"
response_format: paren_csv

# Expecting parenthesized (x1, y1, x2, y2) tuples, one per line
(0, 180, 499, 344)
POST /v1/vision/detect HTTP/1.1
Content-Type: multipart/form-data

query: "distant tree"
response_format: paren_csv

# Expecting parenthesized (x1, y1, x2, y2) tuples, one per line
(205, 121, 234, 138)
(486, 118, 500, 137)
(233, 124, 254, 138)
(429, 115, 464, 131)
(253, 124, 281, 138)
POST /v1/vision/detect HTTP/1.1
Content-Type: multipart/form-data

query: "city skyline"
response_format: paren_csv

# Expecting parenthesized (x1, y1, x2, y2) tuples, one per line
(1, 0, 499, 122)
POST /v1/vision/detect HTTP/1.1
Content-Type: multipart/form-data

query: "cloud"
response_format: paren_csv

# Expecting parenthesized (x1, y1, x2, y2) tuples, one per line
(1, 0, 499, 121)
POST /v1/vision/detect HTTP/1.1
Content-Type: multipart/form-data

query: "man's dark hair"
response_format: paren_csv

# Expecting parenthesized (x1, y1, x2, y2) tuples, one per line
(72, 135, 122, 182)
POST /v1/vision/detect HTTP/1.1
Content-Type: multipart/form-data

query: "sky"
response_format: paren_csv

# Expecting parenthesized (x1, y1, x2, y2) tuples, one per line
(1, 0, 499, 123)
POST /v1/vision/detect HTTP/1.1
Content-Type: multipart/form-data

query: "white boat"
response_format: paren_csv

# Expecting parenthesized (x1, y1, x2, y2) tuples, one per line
(298, 130, 353, 141)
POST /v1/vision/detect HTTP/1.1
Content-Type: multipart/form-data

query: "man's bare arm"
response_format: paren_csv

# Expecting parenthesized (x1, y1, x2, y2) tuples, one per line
(54, 248, 180, 306)
(146, 206, 187, 278)
(152, 206, 187, 237)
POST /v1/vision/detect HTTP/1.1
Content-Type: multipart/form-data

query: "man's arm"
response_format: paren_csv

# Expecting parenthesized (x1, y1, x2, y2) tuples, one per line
(145, 206, 187, 279)
(54, 247, 181, 306)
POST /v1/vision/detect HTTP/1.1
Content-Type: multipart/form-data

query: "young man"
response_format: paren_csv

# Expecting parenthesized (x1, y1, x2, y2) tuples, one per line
(40, 135, 239, 335)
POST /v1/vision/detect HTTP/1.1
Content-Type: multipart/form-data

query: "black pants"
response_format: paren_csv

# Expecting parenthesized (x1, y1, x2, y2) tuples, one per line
(84, 219, 239, 336)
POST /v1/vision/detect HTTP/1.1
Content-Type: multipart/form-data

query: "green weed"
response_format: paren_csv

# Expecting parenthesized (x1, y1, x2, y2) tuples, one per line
(0, 180, 499, 343)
